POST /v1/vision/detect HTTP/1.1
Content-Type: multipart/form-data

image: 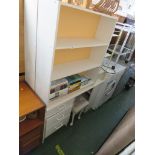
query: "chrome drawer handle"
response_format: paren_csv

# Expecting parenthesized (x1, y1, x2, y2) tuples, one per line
(55, 123, 63, 130)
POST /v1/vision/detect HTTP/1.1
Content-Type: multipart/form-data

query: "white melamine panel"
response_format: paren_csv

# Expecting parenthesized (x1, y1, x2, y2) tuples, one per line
(24, 0, 38, 89)
(51, 59, 100, 81)
(81, 68, 100, 82)
(94, 78, 106, 87)
(96, 17, 117, 45)
(90, 46, 108, 65)
(35, 0, 60, 104)
(56, 38, 107, 49)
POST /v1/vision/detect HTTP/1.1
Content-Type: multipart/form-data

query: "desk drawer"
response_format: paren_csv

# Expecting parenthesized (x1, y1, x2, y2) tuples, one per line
(46, 108, 71, 131)
(45, 115, 70, 138)
(46, 99, 74, 118)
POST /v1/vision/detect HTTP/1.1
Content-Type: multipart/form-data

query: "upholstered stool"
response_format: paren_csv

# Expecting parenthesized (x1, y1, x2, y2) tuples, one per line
(70, 95, 89, 126)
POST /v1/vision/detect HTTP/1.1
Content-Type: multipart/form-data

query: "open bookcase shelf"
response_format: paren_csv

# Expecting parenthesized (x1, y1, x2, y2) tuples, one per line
(49, 67, 100, 105)
(52, 59, 99, 81)
(25, 0, 117, 104)
(50, 3, 117, 82)
(56, 3, 116, 46)
(56, 38, 108, 49)
(51, 46, 107, 81)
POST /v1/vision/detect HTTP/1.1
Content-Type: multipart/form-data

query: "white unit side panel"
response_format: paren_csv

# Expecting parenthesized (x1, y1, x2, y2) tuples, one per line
(90, 46, 108, 66)
(24, 0, 38, 89)
(96, 17, 117, 45)
(35, 0, 60, 104)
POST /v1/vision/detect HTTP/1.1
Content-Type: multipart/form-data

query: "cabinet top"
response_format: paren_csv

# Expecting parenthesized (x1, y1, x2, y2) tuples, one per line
(19, 82, 45, 117)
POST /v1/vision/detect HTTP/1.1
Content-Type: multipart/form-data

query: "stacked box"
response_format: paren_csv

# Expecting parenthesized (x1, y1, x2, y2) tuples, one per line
(65, 74, 81, 93)
(49, 78, 68, 100)
(80, 75, 91, 88)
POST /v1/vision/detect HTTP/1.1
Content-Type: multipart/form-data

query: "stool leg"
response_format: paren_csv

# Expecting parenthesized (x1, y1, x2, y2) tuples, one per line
(84, 106, 89, 113)
(70, 112, 75, 126)
(78, 109, 84, 120)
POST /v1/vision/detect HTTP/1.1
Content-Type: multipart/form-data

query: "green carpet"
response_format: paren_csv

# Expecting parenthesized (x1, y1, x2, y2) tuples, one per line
(28, 87, 135, 155)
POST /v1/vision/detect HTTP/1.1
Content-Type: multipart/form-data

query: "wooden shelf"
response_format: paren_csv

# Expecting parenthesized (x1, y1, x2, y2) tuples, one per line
(56, 38, 107, 49)
(19, 82, 45, 117)
(61, 2, 117, 20)
(51, 60, 100, 81)
(19, 119, 44, 137)
(47, 81, 94, 111)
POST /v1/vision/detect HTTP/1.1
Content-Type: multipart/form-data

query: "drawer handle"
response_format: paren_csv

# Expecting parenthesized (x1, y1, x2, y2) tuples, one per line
(57, 113, 64, 121)
(58, 105, 65, 111)
(55, 123, 63, 130)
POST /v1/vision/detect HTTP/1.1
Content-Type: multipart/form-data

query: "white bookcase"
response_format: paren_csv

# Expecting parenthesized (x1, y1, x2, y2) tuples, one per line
(25, 0, 117, 138)
(25, 0, 117, 105)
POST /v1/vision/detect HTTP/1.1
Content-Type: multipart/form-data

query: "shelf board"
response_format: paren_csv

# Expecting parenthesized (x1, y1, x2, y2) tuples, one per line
(51, 60, 100, 81)
(61, 2, 117, 20)
(47, 81, 94, 111)
(19, 119, 44, 137)
(56, 38, 107, 49)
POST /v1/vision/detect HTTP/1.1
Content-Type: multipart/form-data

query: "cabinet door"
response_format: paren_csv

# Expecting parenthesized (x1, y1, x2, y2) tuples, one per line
(97, 80, 117, 107)
(91, 81, 107, 109)
(88, 84, 101, 108)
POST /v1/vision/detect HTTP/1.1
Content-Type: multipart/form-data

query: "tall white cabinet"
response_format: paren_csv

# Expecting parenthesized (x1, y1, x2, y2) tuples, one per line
(24, 0, 117, 138)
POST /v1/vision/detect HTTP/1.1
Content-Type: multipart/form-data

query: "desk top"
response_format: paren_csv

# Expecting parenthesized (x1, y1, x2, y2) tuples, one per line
(19, 82, 45, 117)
